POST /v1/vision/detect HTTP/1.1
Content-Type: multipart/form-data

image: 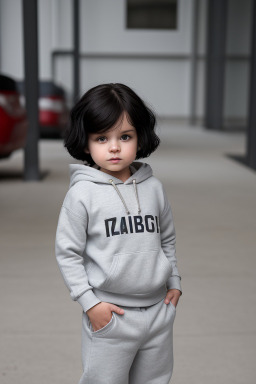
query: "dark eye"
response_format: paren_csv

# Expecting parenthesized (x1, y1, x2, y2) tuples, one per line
(121, 134, 130, 141)
(97, 136, 106, 143)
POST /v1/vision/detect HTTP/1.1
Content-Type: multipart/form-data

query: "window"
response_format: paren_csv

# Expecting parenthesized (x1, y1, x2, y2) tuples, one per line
(126, 0, 178, 30)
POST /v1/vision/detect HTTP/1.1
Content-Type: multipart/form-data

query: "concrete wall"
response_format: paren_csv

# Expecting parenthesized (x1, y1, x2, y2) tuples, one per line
(54, 0, 193, 117)
(0, 0, 252, 123)
(0, 0, 23, 77)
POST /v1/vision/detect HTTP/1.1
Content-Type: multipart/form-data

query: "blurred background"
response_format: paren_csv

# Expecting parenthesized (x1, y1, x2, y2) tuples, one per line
(0, 1, 256, 384)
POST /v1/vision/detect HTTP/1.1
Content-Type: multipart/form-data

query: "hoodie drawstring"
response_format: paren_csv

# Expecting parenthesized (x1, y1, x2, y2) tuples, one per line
(133, 179, 141, 214)
(109, 179, 141, 215)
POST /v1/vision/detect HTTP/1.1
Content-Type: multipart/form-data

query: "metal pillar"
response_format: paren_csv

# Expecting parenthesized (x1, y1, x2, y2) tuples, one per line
(73, 0, 80, 103)
(22, 0, 40, 180)
(189, 0, 199, 126)
(247, 0, 256, 170)
(205, 0, 228, 130)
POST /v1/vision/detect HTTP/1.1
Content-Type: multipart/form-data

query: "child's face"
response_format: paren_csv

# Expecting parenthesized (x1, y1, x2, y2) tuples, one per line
(85, 113, 138, 182)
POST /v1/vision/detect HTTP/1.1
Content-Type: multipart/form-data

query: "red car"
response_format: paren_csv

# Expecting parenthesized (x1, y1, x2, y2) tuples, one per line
(0, 74, 28, 158)
(18, 80, 69, 137)
(39, 81, 69, 136)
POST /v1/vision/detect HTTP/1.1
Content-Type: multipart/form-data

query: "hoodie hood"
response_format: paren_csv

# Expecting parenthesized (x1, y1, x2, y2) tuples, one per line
(69, 161, 153, 188)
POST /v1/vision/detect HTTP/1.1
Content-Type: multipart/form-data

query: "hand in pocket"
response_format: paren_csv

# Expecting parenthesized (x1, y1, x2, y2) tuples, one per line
(86, 302, 125, 332)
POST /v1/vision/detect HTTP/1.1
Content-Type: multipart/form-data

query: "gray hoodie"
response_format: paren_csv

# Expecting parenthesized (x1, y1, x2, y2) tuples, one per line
(55, 162, 181, 313)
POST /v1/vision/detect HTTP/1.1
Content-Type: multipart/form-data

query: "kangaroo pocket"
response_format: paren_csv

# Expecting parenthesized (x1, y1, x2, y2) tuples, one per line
(100, 248, 173, 294)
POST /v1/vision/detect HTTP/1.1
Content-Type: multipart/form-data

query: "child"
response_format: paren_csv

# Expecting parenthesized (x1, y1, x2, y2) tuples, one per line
(55, 83, 182, 384)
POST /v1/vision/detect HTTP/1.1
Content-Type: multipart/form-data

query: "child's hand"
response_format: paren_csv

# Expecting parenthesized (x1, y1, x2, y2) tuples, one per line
(164, 289, 181, 308)
(86, 302, 125, 332)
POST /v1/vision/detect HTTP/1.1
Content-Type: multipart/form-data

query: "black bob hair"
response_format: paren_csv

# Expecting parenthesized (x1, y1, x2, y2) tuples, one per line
(64, 83, 160, 165)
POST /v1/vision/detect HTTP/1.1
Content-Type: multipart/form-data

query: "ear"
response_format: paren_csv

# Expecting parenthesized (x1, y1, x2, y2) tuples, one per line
(84, 147, 90, 154)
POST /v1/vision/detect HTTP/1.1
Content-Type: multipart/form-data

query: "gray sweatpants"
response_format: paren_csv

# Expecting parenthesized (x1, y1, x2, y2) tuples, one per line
(79, 298, 176, 384)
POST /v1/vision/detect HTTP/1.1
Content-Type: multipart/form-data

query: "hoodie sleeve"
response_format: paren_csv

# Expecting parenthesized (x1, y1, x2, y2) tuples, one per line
(55, 205, 101, 313)
(159, 188, 182, 293)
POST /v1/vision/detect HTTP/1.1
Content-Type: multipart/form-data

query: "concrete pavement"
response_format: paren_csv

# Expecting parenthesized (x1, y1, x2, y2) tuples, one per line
(0, 123, 256, 384)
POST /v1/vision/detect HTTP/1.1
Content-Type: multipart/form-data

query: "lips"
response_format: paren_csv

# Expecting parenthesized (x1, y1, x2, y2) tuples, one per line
(108, 158, 121, 163)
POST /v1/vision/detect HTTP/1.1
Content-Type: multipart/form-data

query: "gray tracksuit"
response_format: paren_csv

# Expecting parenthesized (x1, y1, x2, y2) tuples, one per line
(55, 162, 182, 384)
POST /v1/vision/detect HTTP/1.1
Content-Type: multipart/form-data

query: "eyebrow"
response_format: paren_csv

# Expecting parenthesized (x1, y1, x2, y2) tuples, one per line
(120, 129, 135, 133)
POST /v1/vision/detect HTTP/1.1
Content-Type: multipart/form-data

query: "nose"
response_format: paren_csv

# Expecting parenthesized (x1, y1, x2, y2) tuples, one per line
(109, 139, 120, 153)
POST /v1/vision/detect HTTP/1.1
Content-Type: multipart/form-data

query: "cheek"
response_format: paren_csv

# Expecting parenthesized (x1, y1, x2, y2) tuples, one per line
(131, 142, 139, 157)
(87, 142, 97, 154)
(90, 144, 105, 160)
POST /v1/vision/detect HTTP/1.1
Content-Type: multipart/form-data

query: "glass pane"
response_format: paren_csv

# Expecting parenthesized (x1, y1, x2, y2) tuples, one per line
(127, 0, 178, 30)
